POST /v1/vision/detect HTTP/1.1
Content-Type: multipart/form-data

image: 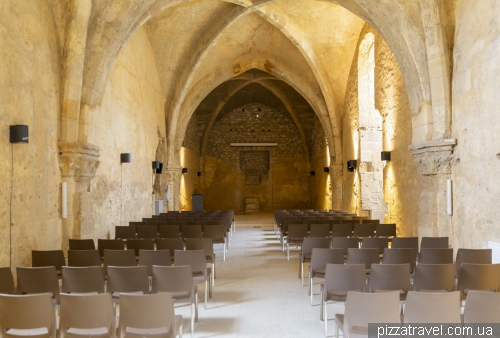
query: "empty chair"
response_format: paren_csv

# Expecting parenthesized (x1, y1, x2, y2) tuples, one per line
(353, 223, 375, 238)
(137, 225, 159, 240)
(157, 238, 184, 262)
(457, 263, 500, 301)
(151, 265, 197, 336)
(286, 224, 309, 260)
(309, 224, 331, 238)
(106, 266, 150, 301)
(346, 248, 380, 273)
(455, 248, 492, 278)
(412, 263, 456, 292)
(129, 221, 145, 233)
(334, 291, 401, 338)
(404, 291, 461, 323)
(361, 237, 388, 256)
(32, 250, 65, 275)
(0, 267, 15, 294)
(186, 238, 216, 286)
(158, 224, 181, 239)
(421, 236, 448, 248)
(300, 237, 331, 285)
(331, 237, 359, 257)
(0, 293, 56, 338)
(59, 293, 115, 338)
(463, 290, 500, 323)
(391, 237, 419, 259)
(103, 249, 136, 274)
(368, 263, 411, 301)
(321, 264, 366, 334)
(204, 224, 227, 261)
(119, 293, 182, 338)
(174, 250, 212, 308)
(115, 226, 136, 240)
(127, 238, 155, 257)
(69, 239, 96, 250)
(61, 266, 105, 294)
(418, 248, 453, 264)
(182, 224, 203, 239)
(68, 249, 101, 267)
(309, 248, 344, 305)
(98, 239, 125, 259)
(138, 249, 171, 275)
(382, 248, 416, 274)
(16, 266, 60, 304)
(331, 224, 353, 238)
(376, 223, 396, 238)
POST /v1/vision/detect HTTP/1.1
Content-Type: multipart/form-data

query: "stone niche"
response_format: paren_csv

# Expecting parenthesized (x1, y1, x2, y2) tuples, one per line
(245, 197, 260, 213)
(239, 151, 270, 185)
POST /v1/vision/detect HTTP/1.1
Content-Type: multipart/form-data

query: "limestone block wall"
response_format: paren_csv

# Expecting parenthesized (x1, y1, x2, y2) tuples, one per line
(310, 117, 332, 210)
(0, 0, 62, 267)
(201, 103, 309, 211)
(87, 27, 166, 239)
(451, 1, 500, 248)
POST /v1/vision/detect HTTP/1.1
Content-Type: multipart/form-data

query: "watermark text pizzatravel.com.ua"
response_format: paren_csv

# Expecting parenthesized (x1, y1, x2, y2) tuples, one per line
(368, 324, 500, 338)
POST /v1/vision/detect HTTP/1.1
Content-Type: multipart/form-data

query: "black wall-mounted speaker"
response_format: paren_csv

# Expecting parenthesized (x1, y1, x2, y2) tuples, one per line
(347, 160, 357, 172)
(310, 171, 316, 176)
(10, 125, 29, 143)
(197, 172, 202, 177)
(324, 167, 330, 173)
(156, 162, 163, 174)
(120, 153, 131, 163)
(152, 161, 160, 170)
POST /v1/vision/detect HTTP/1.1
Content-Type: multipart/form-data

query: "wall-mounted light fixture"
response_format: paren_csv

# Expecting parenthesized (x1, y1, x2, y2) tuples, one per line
(197, 172, 202, 177)
(120, 153, 131, 163)
(10, 125, 29, 143)
(347, 160, 357, 172)
(381, 151, 391, 161)
(152, 161, 163, 174)
(310, 171, 316, 176)
(324, 167, 330, 173)
(182, 168, 188, 174)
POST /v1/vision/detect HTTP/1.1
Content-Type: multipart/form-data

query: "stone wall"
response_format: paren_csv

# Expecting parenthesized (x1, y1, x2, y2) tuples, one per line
(201, 103, 309, 211)
(180, 147, 200, 211)
(451, 1, 500, 248)
(182, 113, 200, 154)
(0, 0, 62, 268)
(87, 27, 166, 239)
(310, 116, 332, 210)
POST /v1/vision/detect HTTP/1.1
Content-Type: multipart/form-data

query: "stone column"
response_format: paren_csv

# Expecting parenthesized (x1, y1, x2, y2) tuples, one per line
(330, 164, 343, 210)
(165, 166, 182, 211)
(409, 139, 456, 243)
(58, 142, 100, 252)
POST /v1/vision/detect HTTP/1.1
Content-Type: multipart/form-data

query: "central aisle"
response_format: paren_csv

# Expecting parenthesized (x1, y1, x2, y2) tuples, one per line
(174, 212, 342, 338)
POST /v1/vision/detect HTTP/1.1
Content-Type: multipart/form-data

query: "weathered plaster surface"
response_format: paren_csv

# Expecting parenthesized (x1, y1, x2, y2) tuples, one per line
(310, 117, 332, 210)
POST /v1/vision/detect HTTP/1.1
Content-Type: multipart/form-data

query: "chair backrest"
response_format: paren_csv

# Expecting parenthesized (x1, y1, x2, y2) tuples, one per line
(61, 266, 105, 294)
(0, 267, 15, 294)
(368, 263, 411, 293)
(137, 225, 158, 240)
(404, 291, 461, 323)
(69, 239, 96, 250)
(32, 250, 66, 273)
(324, 264, 367, 299)
(309, 224, 331, 238)
(156, 238, 184, 257)
(353, 223, 375, 237)
(412, 263, 455, 292)
(103, 249, 136, 273)
(457, 263, 500, 300)
(138, 250, 171, 275)
(151, 265, 194, 301)
(115, 226, 136, 240)
(361, 237, 389, 255)
(455, 248, 492, 278)
(204, 224, 225, 239)
(420, 236, 448, 249)
(382, 248, 416, 273)
(106, 266, 150, 296)
(463, 290, 500, 323)
(68, 250, 101, 267)
(376, 223, 396, 237)
(343, 291, 401, 337)
(98, 239, 125, 258)
(127, 239, 155, 256)
(301, 238, 331, 259)
(16, 266, 60, 304)
(185, 238, 214, 261)
(309, 249, 344, 273)
(129, 222, 145, 233)
(331, 224, 353, 237)
(391, 237, 418, 259)
(181, 224, 203, 239)
(158, 224, 181, 239)
(118, 293, 176, 338)
(0, 293, 56, 337)
(59, 293, 115, 338)
(331, 237, 359, 255)
(418, 248, 453, 264)
(346, 248, 380, 270)
(174, 250, 208, 281)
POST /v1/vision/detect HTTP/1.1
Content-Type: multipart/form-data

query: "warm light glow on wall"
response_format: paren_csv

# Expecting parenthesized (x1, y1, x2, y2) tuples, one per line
(326, 141, 331, 166)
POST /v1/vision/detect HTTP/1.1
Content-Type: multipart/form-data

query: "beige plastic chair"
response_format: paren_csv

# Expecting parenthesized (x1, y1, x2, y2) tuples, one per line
(352, 223, 375, 238)
(391, 237, 419, 259)
(457, 263, 500, 301)
(321, 264, 366, 334)
(127, 239, 155, 257)
(115, 225, 137, 240)
(309, 248, 344, 305)
(106, 266, 150, 301)
(59, 293, 116, 338)
(309, 224, 331, 239)
(185, 239, 216, 286)
(98, 239, 125, 259)
(16, 267, 60, 304)
(61, 266, 105, 294)
(0, 293, 56, 338)
(157, 238, 184, 262)
(420, 236, 448, 249)
(0, 267, 15, 294)
(137, 225, 159, 240)
(68, 249, 101, 267)
(138, 249, 172, 275)
(204, 224, 227, 261)
(331, 237, 359, 257)
(346, 248, 380, 274)
(158, 224, 181, 239)
(151, 265, 197, 336)
(404, 291, 461, 323)
(455, 248, 492, 279)
(181, 225, 203, 240)
(103, 249, 136, 274)
(69, 239, 96, 250)
(412, 263, 456, 292)
(300, 237, 331, 286)
(32, 250, 66, 275)
(361, 237, 389, 256)
(375, 223, 396, 238)
(368, 263, 411, 301)
(331, 224, 353, 238)
(118, 293, 182, 338)
(334, 291, 401, 338)
(174, 250, 212, 308)
(286, 224, 310, 260)
(418, 248, 453, 264)
(463, 290, 500, 323)
(382, 248, 416, 274)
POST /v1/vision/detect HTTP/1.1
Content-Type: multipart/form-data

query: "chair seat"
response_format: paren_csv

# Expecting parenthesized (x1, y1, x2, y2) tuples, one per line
(126, 327, 169, 335)
(314, 268, 325, 274)
(374, 289, 406, 295)
(6, 328, 50, 336)
(464, 288, 496, 294)
(67, 327, 109, 336)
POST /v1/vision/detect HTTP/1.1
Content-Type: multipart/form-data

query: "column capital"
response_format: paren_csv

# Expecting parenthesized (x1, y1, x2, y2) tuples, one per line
(409, 138, 456, 175)
(58, 141, 100, 182)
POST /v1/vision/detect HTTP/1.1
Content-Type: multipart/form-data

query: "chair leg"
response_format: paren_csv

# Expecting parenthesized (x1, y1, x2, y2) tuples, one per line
(179, 324, 183, 338)
(223, 239, 226, 261)
(212, 262, 215, 287)
(335, 321, 339, 338)
(324, 301, 328, 337)
(320, 292, 324, 321)
(191, 303, 195, 338)
(204, 281, 208, 308)
(301, 263, 304, 285)
(195, 294, 199, 322)
(287, 242, 290, 260)
(209, 274, 213, 298)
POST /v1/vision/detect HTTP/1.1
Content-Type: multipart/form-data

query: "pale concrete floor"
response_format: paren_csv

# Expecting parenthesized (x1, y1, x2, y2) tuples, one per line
(174, 212, 345, 338)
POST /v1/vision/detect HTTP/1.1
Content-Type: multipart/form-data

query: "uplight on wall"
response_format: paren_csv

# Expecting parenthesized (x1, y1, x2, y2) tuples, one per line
(381, 151, 391, 161)
(324, 167, 330, 173)
(347, 160, 357, 172)
(310, 171, 316, 176)
(182, 168, 188, 174)
(120, 153, 131, 163)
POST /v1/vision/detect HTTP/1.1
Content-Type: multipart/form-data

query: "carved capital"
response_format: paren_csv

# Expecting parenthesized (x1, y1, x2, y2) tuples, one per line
(58, 141, 100, 181)
(409, 139, 456, 175)
(165, 166, 183, 184)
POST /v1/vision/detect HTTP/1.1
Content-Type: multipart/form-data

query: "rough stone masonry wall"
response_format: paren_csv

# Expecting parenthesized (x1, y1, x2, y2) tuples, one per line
(180, 114, 200, 211)
(310, 116, 332, 210)
(451, 1, 500, 249)
(87, 26, 167, 239)
(201, 103, 309, 211)
(0, 0, 62, 268)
